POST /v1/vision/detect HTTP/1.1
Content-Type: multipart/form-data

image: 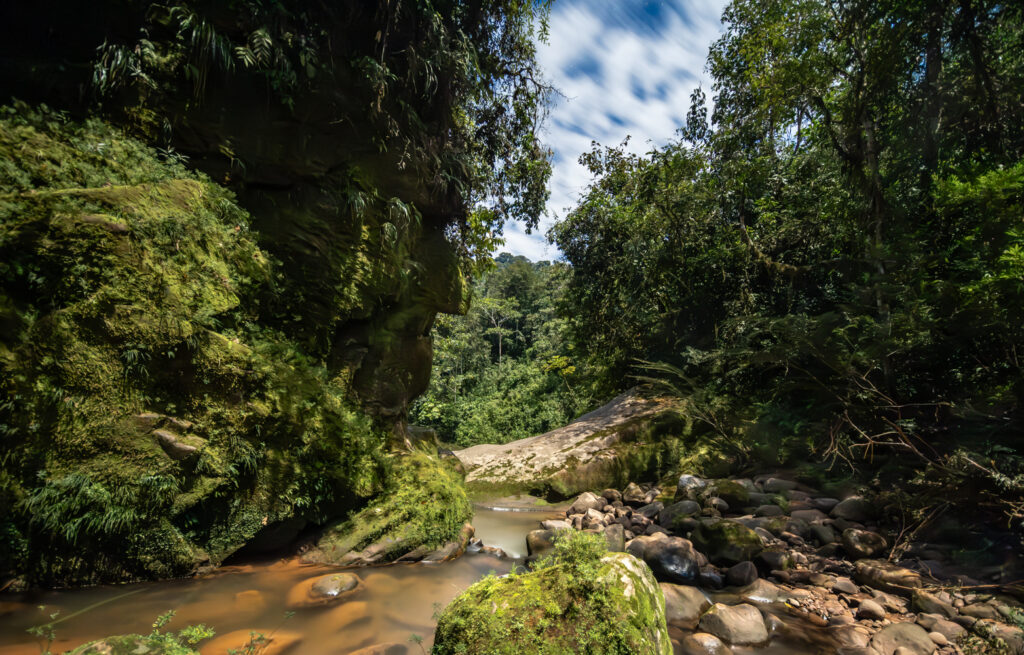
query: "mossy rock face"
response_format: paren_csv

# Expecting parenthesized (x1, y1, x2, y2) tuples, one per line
(433, 532, 672, 655)
(0, 106, 466, 585)
(691, 520, 764, 566)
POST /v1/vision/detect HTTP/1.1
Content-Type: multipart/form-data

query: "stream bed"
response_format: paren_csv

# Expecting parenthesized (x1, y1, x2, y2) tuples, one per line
(0, 501, 838, 654)
(0, 505, 559, 655)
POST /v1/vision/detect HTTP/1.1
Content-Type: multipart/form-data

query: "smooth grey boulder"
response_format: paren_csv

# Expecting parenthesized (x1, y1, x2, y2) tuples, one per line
(763, 478, 797, 493)
(725, 561, 759, 587)
(679, 632, 734, 655)
(831, 497, 873, 522)
(623, 482, 647, 506)
(661, 582, 711, 628)
(869, 623, 936, 655)
(698, 603, 769, 646)
(568, 491, 606, 515)
(856, 599, 885, 620)
(541, 519, 571, 532)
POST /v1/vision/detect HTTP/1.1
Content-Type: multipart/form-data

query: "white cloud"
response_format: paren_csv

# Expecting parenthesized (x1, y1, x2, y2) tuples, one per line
(502, 0, 729, 260)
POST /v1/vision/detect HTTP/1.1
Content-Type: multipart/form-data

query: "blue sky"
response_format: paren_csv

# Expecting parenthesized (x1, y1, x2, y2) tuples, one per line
(500, 0, 729, 260)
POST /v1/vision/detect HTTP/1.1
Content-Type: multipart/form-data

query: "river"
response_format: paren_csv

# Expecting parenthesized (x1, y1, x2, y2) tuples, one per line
(0, 505, 561, 655)
(0, 502, 838, 655)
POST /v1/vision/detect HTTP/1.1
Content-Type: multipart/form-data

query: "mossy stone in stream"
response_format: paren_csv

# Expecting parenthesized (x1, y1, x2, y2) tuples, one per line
(691, 520, 763, 566)
(702, 480, 751, 509)
(432, 531, 672, 655)
(304, 452, 472, 565)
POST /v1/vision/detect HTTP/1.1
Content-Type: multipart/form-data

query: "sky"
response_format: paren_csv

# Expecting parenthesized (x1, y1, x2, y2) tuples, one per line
(499, 0, 730, 261)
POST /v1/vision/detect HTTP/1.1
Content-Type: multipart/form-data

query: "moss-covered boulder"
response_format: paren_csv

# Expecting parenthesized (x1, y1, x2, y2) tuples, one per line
(702, 480, 751, 509)
(433, 531, 672, 655)
(302, 452, 472, 565)
(691, 520, 763, 566)
(0, 106, 465, 585)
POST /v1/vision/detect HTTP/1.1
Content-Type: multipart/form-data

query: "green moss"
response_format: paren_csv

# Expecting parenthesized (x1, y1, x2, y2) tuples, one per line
(311, 451, 472, 562)
(0, 104, 391, 585)
(705, 479, 751, 508)
(690, 520, 763, 566)
(433, 531, 671, 655)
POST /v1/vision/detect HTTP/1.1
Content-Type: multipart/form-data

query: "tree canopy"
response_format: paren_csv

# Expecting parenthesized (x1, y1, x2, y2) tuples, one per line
(551, 0, 1024, 518)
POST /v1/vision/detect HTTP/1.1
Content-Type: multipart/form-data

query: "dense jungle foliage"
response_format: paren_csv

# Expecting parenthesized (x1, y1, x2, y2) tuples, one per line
(551, 0, 1024, 529)
(411, 253, 592, 446)
(0, 0, 551, 586)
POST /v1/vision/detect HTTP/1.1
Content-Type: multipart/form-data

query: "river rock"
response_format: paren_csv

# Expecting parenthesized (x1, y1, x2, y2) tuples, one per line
(703, 480, 750, 509)
(842, 528, 887, 559)
(912, 590, 956, 618)
(916, 613, 965, 640)
(604, 523, 626, 552)
(541, 519, 571, 532)
(676, 474, 708, 499)
(832, 577, 858, 594)
(661, 582, 711, 628)
(869, 623, 936, 655)
(659, 500, 702, 530)
(813, 497, 840, 512)
(623, 482, 647, 506)
(691, 520, 763, 566)
(854, 560, 923, 595)
(598, 488, 621, 504)
(738, 578, 811, 605)
(643, 536, 701, 584)
(791, 508, 828, 523)
(832, 497, 873, 522)
(810, 523, 838, 545)
(526, 529, 555, 557)
(698, 603, 769, 646)
(286, 572, 361, 608)
(569, 491, 606, 515)
(456, 391, 681, 498)
(726, 561, 759, 587)
(857, 599, 886, 620)
(764, 478, 797, 493)
(755, 504, 783, 517)
(637, 501, 664, 519)
(679, 633, 734, 655)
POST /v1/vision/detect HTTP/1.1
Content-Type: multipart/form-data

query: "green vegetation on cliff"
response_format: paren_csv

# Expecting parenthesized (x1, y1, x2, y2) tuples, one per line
(0, 0, 555, 588)
(0, 105, 389, 585)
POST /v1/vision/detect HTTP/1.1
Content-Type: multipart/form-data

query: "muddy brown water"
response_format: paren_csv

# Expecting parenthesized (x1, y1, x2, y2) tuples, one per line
(0, 503, 839, 655)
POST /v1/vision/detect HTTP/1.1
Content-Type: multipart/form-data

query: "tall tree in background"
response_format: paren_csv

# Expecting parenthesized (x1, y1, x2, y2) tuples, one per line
(412, 255, 590, 447)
